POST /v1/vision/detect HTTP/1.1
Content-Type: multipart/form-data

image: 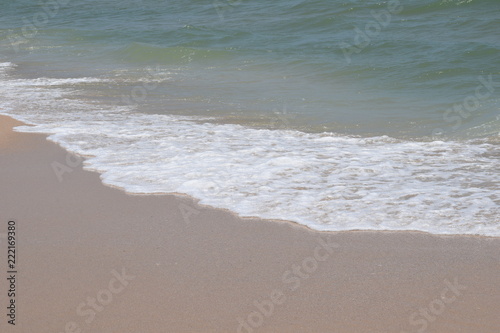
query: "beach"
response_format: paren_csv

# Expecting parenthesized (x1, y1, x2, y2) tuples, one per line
(1, 1, 499, 331)
(1, 114, 499, 332)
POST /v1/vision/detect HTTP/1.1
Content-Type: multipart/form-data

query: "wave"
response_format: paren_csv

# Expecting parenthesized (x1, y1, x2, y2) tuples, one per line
(115, 43, 237, 65)
(1, 62, 498, 237)
(401, 0, 493, 15)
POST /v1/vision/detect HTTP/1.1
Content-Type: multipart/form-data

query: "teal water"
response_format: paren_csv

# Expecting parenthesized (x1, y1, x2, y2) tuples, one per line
(0, 0, 499, 235)
(1, 0, 499, 137)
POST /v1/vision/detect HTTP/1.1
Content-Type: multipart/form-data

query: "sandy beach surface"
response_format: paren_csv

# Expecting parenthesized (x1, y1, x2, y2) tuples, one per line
(0, 114, 499, 332)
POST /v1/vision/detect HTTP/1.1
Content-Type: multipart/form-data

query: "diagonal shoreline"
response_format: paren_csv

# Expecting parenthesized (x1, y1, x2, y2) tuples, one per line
(2, 114, 498, 238)
(0, 114, 499, 332)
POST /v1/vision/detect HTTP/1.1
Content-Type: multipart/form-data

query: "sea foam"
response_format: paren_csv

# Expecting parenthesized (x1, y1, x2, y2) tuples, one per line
(1, 63, 498, 236)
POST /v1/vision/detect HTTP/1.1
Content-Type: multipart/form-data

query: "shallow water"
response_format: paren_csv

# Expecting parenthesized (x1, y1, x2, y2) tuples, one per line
(0, 0, 499, 235)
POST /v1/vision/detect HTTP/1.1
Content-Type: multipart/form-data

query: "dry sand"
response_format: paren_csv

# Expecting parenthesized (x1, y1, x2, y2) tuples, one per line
(0, 114, 499, 332)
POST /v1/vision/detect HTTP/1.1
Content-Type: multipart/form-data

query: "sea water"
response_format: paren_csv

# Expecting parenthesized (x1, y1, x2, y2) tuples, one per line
(0, 0, 498, 235)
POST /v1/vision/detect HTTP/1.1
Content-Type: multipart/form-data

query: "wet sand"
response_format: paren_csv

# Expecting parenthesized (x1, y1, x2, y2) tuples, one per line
(0, 114, 499, 332)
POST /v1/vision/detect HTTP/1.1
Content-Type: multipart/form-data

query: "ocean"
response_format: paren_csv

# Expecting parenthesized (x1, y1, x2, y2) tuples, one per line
(0, 0, 498, 236)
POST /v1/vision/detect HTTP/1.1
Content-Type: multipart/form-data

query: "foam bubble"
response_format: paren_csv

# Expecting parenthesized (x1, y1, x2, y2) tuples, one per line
(1, 68, 499, 237)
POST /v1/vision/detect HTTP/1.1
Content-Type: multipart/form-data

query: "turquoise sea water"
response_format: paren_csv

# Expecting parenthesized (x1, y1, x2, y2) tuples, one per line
(1, 0, 499, 235)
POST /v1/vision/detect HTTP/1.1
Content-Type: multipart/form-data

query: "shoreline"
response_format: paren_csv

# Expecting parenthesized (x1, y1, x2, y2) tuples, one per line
(3, 113, 498, 239)
(1, 114, 499, 332)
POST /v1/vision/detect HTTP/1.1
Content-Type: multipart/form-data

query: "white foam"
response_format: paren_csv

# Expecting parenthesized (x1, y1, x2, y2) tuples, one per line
(0, 62, 16, 77)
(0, 62, 15, 68)
(1, 70, 499, 237)
(12, 77, 107, 86)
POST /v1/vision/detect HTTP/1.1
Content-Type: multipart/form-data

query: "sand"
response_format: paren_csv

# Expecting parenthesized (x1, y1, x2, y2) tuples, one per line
(0, 114, 499, 332)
